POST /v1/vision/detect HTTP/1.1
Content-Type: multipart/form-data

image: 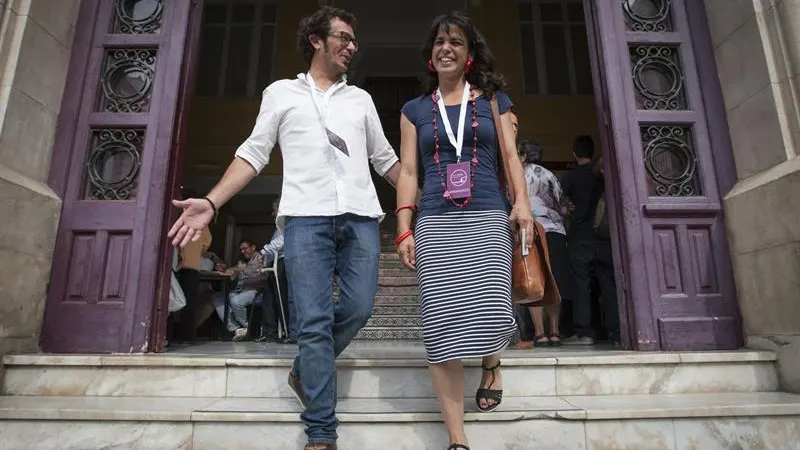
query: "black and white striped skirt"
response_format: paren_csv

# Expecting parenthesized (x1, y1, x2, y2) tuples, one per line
(415, 210, 517, 364)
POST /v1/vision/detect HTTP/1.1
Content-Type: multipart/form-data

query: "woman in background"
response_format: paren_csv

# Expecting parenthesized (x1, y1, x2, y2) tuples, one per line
(514, 140, 574, 348)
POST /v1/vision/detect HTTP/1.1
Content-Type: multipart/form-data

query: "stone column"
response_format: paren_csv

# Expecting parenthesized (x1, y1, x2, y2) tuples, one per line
(0, 0, 81, 354)
(704, 0, 800, 392)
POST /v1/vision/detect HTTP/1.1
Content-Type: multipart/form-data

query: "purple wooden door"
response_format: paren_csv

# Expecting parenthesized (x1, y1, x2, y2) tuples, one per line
(151, 0, 205, 353)
(42, 0, 197, 353)
(588, 0, 741, 351)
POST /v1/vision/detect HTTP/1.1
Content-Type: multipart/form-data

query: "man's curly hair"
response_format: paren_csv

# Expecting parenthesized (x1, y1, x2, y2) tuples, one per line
(296, 6, 357, 65)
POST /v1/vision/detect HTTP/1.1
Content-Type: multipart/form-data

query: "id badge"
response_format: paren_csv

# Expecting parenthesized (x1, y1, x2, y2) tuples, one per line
(445, 162, 471, 199)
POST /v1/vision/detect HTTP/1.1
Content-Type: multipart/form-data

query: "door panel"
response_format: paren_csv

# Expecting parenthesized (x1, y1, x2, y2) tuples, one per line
(590, 0, 741, 350)
(42, 0, 197, 353)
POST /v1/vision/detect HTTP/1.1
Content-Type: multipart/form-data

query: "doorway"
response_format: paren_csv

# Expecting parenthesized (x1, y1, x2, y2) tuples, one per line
(163, 0, 626, 349)
(41, 0, 741, 354)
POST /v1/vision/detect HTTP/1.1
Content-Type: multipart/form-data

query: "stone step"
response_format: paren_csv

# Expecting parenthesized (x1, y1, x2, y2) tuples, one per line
(372, 304, 420, 316)
(2, 351, 778, 399)
(1, 392, 799, 449)
(365, 315, 422, 328)
(355, 327, 424, 340)
(378, 268, 414, 277)
(377, 276, 417, 287)
(375, 285, 419, 295)
(380, 253, 401, 261)
(372, 295, 419, 305)
(378, 261, 408, 271)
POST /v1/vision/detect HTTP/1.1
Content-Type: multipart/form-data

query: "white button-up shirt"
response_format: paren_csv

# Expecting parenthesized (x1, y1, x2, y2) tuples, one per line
(234, 74, 399, 230)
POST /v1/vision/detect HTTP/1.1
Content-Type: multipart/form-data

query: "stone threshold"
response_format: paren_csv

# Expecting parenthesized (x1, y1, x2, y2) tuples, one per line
(1, 350, 776, 368)
(0, 392, 799, 423)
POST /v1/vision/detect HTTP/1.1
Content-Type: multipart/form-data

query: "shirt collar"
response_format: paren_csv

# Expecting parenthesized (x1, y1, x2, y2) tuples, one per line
(297, 72, 348, 88)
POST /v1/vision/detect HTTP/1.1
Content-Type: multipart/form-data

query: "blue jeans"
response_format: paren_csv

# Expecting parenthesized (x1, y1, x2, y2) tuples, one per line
(212, 289, 256, 332)
(283, 214, 380, 444)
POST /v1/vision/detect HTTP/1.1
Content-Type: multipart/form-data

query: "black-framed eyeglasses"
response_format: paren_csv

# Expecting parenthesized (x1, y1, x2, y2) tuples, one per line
(329, 31, 358, 50)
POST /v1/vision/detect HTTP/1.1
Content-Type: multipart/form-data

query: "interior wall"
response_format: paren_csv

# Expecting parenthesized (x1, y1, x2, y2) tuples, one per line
(184, 0, 600, 186)
(185, 0, 321, 179)
(471, 0, 599, 164)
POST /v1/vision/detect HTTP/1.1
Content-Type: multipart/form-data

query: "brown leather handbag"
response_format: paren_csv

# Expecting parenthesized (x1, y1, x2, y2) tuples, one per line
(490, 96, 561, 307)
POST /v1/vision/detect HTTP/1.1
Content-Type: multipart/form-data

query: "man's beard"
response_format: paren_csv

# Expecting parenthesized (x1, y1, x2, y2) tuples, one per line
(323, 42, 348, 75)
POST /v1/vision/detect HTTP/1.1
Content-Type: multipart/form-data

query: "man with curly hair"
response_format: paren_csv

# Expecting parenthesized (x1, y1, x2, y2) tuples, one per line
(168, 6, 399, 449)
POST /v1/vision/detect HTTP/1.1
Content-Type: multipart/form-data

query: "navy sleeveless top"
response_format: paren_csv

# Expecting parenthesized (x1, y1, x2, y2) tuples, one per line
(401, 90, 513, 217)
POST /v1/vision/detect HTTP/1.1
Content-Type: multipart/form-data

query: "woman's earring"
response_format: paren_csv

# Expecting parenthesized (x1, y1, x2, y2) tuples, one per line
(427, 59, 436, 73)
(465, 58, 473, 75)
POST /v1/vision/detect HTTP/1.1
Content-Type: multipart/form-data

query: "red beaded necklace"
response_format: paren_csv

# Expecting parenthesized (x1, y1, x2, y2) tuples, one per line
(431, 86, 479, 208)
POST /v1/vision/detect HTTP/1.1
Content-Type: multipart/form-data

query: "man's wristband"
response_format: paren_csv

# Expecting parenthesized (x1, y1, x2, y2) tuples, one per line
(202, 196, 218, 223)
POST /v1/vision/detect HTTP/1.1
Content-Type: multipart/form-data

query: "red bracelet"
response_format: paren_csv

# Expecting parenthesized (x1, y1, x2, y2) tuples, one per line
(394, 229, 413, 246)
(395, 204, 417, 214)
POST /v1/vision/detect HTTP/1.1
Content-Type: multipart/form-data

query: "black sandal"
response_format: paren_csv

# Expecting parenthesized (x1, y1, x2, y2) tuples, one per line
(534, 334, 550, 347)
(475, 361, 503, 412)
(549, 333, 562, 347)
(447, 445, 470, 450)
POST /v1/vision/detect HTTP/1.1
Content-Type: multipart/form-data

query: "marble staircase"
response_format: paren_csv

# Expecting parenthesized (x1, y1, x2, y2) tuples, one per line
(2, 344, 800, 449)
(355, 224, 422, 341)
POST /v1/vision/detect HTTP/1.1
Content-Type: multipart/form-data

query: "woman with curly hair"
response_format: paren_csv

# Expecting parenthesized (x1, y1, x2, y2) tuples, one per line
(394, 11, 534, 450)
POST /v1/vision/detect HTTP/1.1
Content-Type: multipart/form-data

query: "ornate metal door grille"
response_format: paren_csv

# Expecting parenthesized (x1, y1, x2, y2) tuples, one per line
(591, 0, 740, 350)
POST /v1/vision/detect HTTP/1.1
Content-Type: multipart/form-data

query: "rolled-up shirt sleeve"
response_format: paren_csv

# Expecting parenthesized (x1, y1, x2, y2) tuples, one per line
(234, 87, 280, 173)
(364, 95, 399, 176)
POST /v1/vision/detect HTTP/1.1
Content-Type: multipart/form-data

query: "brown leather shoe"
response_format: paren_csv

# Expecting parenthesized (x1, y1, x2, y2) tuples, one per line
(510, 341, 534, 350)
(304, 443, 337, 450)
(288, 371, 308, 408)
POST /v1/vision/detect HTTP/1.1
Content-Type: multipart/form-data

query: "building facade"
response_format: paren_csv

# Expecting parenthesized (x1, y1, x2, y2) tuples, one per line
(0, 0, 797, 391)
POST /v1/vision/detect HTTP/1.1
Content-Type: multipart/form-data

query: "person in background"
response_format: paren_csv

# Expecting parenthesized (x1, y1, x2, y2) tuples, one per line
(258, 197, 295, 343)
(512, 140, 574, 348)
(174, 188, 212, 342)
(212, 239, 267, 341)
(504, 111, 535, 348)
(561, 135, 619, 345)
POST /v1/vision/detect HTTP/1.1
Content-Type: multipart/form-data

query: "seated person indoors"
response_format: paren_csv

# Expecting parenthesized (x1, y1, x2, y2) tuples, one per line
(212, 239, 267, 341)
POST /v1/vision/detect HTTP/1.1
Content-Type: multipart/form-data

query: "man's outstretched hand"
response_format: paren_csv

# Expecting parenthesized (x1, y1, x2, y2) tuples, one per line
(168, 198, 214, 248)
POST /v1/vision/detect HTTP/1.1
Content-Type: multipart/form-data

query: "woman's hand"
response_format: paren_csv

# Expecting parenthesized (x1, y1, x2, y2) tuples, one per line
(397, 235, 416, 271)
(509, 201, 535, 248)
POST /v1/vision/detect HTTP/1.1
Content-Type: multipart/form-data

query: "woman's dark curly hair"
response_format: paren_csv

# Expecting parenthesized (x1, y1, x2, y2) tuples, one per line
(296, 6, 357, 65)
(421, 12, 506, 98)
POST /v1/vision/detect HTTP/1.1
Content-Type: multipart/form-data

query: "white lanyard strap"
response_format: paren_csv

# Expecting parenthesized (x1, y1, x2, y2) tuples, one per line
(306, 73, 343, 130)
(436, 81, 471, 160)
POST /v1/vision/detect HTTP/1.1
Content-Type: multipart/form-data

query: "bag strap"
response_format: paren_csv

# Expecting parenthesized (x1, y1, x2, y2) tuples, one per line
(490, 96, 515, 204)
(491, 96, 543, 242)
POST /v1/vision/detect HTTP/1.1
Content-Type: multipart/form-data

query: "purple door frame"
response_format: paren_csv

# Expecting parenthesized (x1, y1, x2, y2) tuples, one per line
(587, 0, 741, 351)
(150, 0, 205, 352)
(583, 0, 635, 349)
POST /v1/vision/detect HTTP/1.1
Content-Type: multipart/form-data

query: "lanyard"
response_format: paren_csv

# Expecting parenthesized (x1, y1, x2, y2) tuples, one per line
(435, 81, 471, 160)
(305, 73, 345, 131)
